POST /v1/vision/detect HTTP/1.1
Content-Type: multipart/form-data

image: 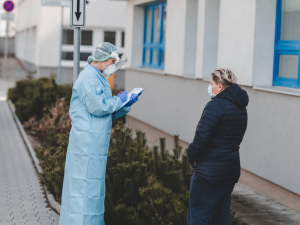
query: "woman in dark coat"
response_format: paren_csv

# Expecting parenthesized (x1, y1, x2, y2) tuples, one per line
(187, 68, 249, 225)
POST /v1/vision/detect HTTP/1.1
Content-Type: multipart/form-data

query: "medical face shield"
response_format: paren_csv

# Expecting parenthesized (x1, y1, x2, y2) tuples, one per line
(103, 53, 128, 79)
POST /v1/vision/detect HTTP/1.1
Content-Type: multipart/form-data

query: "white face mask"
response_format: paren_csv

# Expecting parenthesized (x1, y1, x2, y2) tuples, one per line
(102, 63, 116, 79)
(208, 84, 216, 99)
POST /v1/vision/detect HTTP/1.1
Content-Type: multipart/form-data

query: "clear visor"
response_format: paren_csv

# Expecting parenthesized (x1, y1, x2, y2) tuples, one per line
(114, 54, 128, 71)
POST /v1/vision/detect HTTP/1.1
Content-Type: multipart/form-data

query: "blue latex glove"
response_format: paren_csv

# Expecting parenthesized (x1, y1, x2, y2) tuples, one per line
(117, 91, 128, 103)
(125, 93, 139, 107)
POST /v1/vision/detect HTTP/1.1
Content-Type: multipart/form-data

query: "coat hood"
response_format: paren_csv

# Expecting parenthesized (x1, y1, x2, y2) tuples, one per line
(215, 84, 249, 108)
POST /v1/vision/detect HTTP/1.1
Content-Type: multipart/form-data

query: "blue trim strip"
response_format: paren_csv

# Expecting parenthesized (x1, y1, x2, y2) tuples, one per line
(143, 2, 166, 70)
(273, 0, 300, 88)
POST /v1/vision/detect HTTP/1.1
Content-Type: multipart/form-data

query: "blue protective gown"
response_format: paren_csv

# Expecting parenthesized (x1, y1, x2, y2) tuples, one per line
(59, 65, 131, 225)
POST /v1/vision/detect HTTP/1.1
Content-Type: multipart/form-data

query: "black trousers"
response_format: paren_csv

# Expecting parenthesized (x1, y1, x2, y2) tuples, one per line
(187, 173, 235, 225)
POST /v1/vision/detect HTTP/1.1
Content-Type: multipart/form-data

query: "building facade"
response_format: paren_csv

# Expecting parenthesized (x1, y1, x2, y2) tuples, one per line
(124, 0, 300, 212)
(15, 0, 127, 86)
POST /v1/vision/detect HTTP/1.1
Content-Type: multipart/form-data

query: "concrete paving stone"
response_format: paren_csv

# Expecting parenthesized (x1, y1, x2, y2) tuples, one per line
(0, 222, 15, 225)
(0, 219, 13, 223)
(26, 219, 39, 222)
(38, 219, 54, 223)
(12, 217, 26, 220)
(0, 217, 12, 221)
(23, 214, 37, 217)
(24, 216, 39, 220)
(0, 101, 61, 225)
(0, 212, 12, 216)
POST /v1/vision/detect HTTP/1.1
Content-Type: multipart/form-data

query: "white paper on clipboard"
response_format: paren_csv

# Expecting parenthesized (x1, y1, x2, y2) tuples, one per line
(116, 88, 145, 112)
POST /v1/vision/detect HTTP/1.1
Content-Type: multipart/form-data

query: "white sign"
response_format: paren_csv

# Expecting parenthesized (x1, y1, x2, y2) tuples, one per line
(2, 13, 14, 21)
(70, 0, 85, 27)
(42, 0, 70, 7)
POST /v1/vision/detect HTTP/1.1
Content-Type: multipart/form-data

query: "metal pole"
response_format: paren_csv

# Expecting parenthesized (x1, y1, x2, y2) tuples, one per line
(3, 20, 9, 78)
(57, 6, 64, 85)
(73, 27, 81, 84)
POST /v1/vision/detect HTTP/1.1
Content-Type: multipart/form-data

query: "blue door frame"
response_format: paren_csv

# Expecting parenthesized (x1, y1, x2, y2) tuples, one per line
(143, 2, 166, 70)
(273, 0, 300, 88)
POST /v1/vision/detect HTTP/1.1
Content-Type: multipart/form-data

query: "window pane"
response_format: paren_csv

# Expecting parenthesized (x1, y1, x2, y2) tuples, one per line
(80, 52, 91, 61)
(163, 6, 167, 43)
(62, 52, 91, 61)
(153, 7, 160, 43)
(280, 0, 300, 40)
(104, 31, 116, 45)
(121, 32, 125, 47)
(152, 50, 158, 64)
(63, 30, 73, 45)
(62, 52, 73, 60)
(144, 50, 150, 64)
(161, 51, 165, 65)
(81, 31, 93, 46)
(146, 10, 151, 43)
(278, 55, 299, 79)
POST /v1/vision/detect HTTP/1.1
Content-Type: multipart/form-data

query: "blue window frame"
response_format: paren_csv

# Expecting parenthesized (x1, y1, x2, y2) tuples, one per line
(274, 0, 300, 88)
(143, 2, 166, 70)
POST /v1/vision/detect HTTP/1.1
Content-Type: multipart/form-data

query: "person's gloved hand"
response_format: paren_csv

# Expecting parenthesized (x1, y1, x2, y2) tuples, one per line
(117, 91, 128, 103)
(125, 93, 139, 107)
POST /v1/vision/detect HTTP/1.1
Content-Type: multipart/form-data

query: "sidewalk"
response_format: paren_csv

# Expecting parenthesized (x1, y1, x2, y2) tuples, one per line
(0, 79, 14, 101)
(232, 184, 300, 225)
(0, 100, 59, 225)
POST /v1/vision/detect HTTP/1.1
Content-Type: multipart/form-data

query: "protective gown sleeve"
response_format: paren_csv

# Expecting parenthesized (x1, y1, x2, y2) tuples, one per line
(75, 78, 122, 117)
(112, 107, 131, 120)
(187, 100, 223, 161)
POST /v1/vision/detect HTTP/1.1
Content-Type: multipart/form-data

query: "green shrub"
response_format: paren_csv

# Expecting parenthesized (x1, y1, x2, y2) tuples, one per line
(8, 78, 72, 122)
(35, 131, 69, 202)
(105, 123, 191, 225)
(35, 123, 242, 224)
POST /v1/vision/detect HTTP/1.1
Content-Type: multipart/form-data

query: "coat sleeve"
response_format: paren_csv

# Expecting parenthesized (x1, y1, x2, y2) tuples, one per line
(188, 100, 223, 159)
(112, 107, 131, 120)
(74, 78, 122, 117)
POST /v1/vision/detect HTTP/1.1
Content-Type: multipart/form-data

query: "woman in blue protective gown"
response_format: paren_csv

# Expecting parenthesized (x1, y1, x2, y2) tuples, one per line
(59, 43, 139, 225)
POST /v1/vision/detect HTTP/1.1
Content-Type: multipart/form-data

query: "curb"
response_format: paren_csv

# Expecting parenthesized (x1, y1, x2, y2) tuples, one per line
(7, 100, 61, 214)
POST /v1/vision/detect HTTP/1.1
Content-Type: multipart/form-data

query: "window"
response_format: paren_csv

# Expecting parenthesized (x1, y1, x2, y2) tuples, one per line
(62, 52, 91, 61)
(274, 0, 300, 88)
(143, 2, 166, 69)
(81, 30, 93, 46)
(63, 30, 93, 46)
(104, 31, 116, 45)
(121, 31, 125, 48)
(63, 30, 73, 45)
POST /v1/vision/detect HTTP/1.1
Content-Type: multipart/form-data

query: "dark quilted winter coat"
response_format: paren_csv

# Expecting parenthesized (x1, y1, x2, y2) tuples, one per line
(187, 84, 249, 185)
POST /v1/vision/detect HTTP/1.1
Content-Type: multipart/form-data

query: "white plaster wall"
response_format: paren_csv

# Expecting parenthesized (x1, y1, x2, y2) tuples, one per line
(15, 0, 39, 31)
(252, 0, 276, 87)
(36, 5, 61, 67)
(196, 0, 220, 80)
(164, 0, 187, 76)
(195, 0, 206, 79)
(183, 0, 198, 77)
(124, 1, 144, 68)
(217, 0, 256, 86)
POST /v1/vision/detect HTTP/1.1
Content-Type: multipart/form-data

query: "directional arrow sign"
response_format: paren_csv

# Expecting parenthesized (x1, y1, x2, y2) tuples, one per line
(71, 0, 85, 27)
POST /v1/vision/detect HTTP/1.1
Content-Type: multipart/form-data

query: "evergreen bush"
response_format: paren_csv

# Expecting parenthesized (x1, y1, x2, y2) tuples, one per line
(35, 131, 69, 203)
(35, 123, 241, 225)
(24, 98, 71, 143)
(8, 78, 72, 122)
